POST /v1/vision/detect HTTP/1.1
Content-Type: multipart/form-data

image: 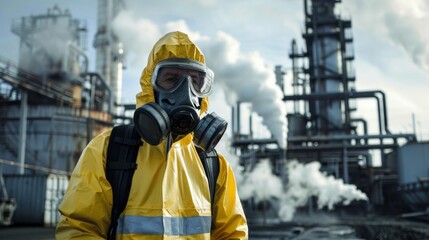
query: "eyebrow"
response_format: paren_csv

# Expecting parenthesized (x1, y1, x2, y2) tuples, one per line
(161, 72, 180, 77)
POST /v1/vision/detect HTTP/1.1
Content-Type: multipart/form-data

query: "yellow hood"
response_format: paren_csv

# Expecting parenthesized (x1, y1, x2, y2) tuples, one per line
(136, 31, 209, 114)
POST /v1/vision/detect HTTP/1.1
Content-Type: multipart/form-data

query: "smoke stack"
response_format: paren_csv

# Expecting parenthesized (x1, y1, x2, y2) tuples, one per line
(94, 0, 125, 107)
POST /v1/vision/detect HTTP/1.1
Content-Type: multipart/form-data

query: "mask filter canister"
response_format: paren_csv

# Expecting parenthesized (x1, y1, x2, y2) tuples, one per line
(133, 102, 170, 145)
(193, 112, 228, 152)
(169, 105, 200, 135)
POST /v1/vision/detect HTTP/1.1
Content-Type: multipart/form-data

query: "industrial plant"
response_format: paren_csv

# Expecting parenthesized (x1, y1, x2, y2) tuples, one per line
(0, 0, 428, 239)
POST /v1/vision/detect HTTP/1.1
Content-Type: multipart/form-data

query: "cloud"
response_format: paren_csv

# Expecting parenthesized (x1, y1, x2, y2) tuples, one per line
(18, 20, 74, 75)
(112, 10, 160, 67)
(384, 12, 429, 74)
(343, 0, 429, 76)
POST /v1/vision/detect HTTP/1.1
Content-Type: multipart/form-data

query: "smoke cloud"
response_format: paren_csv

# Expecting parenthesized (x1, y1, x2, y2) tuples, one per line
(278, 160, 368, 221)
(239, 159, 283, 202)
(21, 23, 73, 75)
(197, 33, 287, 148)
(112, 11, 287, 148)
(238, 159, 368, 222)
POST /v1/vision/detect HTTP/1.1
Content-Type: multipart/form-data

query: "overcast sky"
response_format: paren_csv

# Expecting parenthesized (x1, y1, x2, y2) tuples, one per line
(1, 0, 429, 145)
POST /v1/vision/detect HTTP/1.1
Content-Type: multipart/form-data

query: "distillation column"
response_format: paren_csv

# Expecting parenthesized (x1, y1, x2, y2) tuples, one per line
(93, 0, 125, 108)
(303, 0, 354, 136)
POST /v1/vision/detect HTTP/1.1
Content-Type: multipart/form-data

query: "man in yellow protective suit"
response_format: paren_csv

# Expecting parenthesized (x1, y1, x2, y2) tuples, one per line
(56, 31, 248, 239)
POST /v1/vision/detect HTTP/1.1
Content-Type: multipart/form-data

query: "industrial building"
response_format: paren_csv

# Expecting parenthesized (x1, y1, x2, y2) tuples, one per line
(0, 1, 124, 226)
(0, 0, 428, 238)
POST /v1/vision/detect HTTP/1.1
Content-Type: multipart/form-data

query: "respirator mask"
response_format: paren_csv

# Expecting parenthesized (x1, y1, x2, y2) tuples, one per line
(133, 58, 227, 152)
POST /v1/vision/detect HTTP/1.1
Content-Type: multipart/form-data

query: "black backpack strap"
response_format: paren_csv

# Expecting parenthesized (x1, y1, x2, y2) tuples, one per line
(105, 125, 142, 240)
(196, 147, 220, 226)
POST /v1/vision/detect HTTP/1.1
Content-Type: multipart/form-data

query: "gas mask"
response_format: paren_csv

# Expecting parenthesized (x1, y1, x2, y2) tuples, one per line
(133, 58, 227, 152)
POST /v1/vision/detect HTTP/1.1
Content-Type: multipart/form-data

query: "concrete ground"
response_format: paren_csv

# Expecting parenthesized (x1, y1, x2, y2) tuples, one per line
(1, 216, 429, 240)
(0, 226, 55, 240)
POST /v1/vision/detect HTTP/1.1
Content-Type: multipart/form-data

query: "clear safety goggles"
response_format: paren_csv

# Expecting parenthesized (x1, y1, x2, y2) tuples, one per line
(151, 58, 214, 97)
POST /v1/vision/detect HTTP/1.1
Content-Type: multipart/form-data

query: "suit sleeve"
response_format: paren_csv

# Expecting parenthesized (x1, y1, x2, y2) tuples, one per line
(55, 131, 112, 240)
(211, 153, 248, 240)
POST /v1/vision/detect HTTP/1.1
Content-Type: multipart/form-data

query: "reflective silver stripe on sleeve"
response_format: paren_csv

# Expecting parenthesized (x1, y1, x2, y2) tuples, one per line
(117, 215, 212, 235)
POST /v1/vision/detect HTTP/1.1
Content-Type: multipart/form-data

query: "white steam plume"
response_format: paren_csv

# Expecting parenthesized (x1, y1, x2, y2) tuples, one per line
(278, 160, 368, 222)
(237, 159, 368, 222)
(197, 33, 287, 148)
(239, 160, 283, 202)
(112, 12, 287, 148)
(21, 24, 72, 75)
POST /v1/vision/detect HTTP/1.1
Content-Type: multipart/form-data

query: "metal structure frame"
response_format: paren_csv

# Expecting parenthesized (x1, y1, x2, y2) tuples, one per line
(284, 0, 416, 190)
(231, 0, 420, 216)
(0, 6, 113, 175)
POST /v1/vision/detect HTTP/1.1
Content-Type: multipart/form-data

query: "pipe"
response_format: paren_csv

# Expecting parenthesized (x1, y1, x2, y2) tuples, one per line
(342, 140, 349, 183)
(287, 143, 399, 151)
(304, 0, 309, 20)
(351, 118, 368, 145)
(249, 113, 253, 138)
(283, 90, 391, 135)
(376, 90, 391, 133)
(80, 72, 113, 114)
(67, 42, 89, 73)
(351, 118, 368, 136)
(237, 101, 241, 135)
(231, 106, 235, 136)
(288, 133, 416, 142)
(232, 138, 278, 147)
(17, 91, 28, 174)
(291, 39, 300, 113)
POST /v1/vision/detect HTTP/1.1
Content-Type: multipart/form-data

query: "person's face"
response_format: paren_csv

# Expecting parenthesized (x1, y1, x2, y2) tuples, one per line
(156, 67, 204, 94)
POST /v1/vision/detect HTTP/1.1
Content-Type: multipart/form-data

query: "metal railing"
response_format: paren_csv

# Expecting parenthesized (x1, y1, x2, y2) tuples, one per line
(0, 55, 73, 103)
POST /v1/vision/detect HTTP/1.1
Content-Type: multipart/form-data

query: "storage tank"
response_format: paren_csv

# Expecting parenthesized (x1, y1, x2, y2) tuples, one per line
(397, 142, 429, 185)
(397, 142, 429, 212)
(2, 174, 68, 226)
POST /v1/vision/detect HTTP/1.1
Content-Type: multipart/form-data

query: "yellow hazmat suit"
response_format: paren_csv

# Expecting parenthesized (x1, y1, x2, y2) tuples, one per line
(56, 31, 248, 239)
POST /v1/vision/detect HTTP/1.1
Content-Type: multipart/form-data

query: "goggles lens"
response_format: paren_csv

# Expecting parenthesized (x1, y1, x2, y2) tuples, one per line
(152, 58, 214, 97)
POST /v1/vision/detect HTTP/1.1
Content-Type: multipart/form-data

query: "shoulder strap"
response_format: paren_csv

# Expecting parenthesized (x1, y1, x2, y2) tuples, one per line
(105, 125, 142, 240)
(195, 147, 220, 209)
